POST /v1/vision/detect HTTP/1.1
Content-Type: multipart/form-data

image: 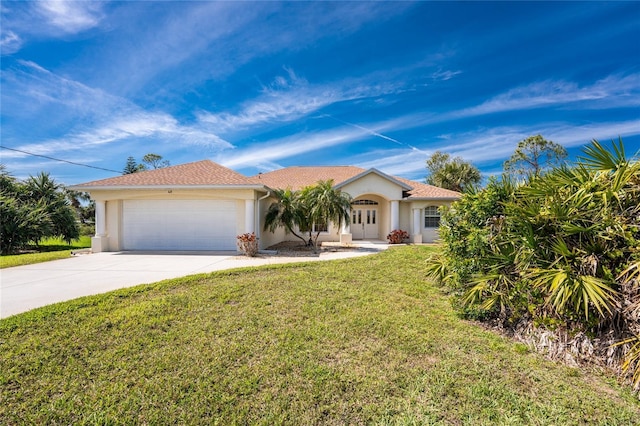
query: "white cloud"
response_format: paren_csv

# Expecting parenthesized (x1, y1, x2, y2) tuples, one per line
(217, 126, 374, 170)
(37, 0, 104, 33)
(430, 69, 462, 81)
(198, 69, 404, 134)
(2, 61, 232, 159)
(458, 73, 640, 117)
(0, 29, 22, 54)
(338, 118, 640, 180)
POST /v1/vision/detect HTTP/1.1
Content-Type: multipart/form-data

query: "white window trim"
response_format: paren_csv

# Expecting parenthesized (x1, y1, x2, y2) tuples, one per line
(424, 206, 440, 229)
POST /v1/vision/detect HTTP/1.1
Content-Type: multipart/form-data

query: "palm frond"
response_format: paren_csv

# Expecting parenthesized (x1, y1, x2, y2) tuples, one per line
(579, 138, 626, 172)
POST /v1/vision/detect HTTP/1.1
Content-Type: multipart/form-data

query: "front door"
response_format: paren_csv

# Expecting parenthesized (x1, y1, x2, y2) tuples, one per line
(351, 207, 379, 240)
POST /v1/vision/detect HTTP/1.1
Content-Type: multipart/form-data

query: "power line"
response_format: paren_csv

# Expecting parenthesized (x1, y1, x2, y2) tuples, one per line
(0, 145, 122, 174)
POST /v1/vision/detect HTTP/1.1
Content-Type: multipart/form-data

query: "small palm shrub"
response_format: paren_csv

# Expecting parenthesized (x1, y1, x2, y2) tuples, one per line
(387, 229, 409, 244)
(428, 139, 640, 391)
(237, 232, 259, 257)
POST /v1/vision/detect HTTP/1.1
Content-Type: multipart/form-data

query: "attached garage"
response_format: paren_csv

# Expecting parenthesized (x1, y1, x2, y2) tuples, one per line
(122, 199, 237, 251)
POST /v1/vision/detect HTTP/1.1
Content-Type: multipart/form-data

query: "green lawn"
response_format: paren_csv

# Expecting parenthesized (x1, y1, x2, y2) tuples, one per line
(0, 236, 91, 268)
(1, 246, 638, 424)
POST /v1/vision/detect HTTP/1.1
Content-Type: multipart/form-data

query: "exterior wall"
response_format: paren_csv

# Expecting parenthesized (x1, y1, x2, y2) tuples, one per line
(257, 195, 287, 249)
(341, 175, 404, 241)
(398, 203, 412, 235)
(405, 200, 455, 243)
(89, 188, 259, 252)
(106, 200, 122, 251)
(340, 174, 404, 201)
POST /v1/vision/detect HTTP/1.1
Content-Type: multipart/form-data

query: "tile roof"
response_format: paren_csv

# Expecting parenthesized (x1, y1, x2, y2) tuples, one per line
(395, 177, 462, 199)
(73, 160, 461, 199)
(249, 166, 366, 190)
(73, 160, 255, 187)
(250, 166, 460, 199)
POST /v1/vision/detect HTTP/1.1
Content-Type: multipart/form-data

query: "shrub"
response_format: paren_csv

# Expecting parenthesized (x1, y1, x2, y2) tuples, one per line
(387, 229, 409, 244)
(430, 139, 640, 391)
(236, 232, 259, 257)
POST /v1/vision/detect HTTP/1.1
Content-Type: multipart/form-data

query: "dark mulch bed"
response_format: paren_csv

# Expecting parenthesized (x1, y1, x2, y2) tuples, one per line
(265, 241, 357, 257)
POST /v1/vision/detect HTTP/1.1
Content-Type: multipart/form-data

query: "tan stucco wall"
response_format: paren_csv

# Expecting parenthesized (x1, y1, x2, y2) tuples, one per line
(89, 188, 260, 252)
(403, 200, 455, 243)
(340, 174, 404, 200)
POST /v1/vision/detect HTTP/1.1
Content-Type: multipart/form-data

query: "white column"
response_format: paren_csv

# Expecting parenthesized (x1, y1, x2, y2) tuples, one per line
(245, 199, 255, 234)
(340, 210, 352, 244)
(390, 200, 400, 231)
(95, 200, 106, 236)
(412, 208, 423, 244)
(413, 208, 421, 234)
(341, 217, 351, 234)
(92, 200, 108, 253)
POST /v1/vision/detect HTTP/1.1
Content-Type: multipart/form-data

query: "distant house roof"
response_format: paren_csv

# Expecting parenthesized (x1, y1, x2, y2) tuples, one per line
(72, 160, 461, 199)
(73, 160, 259, 189)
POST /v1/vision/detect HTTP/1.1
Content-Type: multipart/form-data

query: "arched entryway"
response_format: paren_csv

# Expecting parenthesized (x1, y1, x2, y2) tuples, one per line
(351, 199, 379, 239)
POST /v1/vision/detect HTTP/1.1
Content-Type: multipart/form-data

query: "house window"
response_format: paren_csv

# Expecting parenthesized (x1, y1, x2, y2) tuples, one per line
(313, 221, 328, 233)
(424, 206, 440, 228)
(352, 199, 379, 205)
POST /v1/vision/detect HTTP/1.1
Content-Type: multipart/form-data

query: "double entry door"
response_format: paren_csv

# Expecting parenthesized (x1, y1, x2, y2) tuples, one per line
(351, 206, 379, 240)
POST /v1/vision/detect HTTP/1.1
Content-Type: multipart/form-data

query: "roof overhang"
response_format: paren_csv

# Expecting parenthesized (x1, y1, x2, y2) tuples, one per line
(402, 196, 461, 202)
(69, 184, 270, 192)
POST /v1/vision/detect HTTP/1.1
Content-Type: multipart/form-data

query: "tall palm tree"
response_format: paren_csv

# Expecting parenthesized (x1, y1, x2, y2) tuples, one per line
(263, 188, 308, 245)
(301, 180, 352, 249)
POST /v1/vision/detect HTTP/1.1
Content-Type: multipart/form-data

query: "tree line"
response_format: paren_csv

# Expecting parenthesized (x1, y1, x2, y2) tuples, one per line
(425, 135, 567, 192)
(0, 167, 91, 254)
(0, 151, 169, 255)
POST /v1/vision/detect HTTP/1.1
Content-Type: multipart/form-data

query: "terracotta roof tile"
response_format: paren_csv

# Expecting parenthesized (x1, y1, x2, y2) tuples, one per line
(251, 166, 461, 199)
(394, 177, 462, 199)
(249, 166, 366, 190)
(74, 160, 461, 199)
(74, 160, 254, 187)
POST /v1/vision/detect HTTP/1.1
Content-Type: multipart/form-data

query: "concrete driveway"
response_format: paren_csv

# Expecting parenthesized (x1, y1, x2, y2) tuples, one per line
(0, 244, 386, 319)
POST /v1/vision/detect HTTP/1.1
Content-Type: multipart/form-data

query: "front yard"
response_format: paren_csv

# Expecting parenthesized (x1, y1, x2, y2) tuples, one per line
(1, 246, 638, 424)
(0, 236, 91, 269)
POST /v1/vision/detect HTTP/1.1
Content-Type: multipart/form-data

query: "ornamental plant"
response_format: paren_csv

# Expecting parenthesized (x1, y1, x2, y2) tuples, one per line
(387, 229, 409, 244)
(427, 139, 640, 392)
(236, 232, 258, 257)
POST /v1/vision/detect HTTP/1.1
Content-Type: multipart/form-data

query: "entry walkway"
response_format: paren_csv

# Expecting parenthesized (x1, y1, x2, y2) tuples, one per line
(0, 241, 389, 318)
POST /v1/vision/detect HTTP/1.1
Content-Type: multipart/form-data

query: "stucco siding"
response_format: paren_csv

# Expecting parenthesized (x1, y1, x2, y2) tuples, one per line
(340, 174, 404, 200)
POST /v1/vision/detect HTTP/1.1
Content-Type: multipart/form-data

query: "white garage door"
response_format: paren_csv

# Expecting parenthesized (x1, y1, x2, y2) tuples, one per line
(123, 200, 237, 250)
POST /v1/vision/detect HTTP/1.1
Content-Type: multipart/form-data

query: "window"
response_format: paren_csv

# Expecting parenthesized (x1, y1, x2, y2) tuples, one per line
(424, 206, 440, 228)
(352, 199, 378, 205)
(313, 221, 328, 233)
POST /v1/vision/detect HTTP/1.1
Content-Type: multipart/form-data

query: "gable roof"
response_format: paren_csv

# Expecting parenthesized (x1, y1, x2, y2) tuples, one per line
(72, 160, 260, 189)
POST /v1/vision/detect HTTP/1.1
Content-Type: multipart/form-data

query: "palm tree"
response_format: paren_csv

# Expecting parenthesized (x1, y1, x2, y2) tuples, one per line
(425, 151, 481, 192)
(264, 188, 308, 245)
(300, 180, 352, 250)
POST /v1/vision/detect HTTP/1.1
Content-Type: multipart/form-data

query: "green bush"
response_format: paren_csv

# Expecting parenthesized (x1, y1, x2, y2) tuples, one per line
(428, 139, 640, 389)
(0, 170, 80, 254)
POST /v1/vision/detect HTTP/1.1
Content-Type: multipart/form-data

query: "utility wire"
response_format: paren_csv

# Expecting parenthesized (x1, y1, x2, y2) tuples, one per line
(0, 145, 122, 174)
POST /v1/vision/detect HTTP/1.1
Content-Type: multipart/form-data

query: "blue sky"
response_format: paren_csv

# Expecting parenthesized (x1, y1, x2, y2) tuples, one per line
(1, 1, 639, 185)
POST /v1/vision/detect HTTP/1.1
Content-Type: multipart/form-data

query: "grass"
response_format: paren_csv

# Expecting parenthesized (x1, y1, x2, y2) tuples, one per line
(0, 236, 91, 269)
(1, 246, 638, 424)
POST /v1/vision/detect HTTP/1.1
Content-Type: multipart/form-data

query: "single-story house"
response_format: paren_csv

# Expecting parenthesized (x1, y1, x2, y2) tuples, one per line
(71, 160, 460, 252)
